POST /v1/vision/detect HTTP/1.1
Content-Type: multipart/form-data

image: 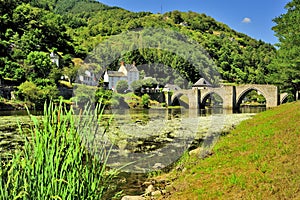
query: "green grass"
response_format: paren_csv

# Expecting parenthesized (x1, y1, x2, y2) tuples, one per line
(0, 102, 121, 199)
(158, 101, 300, 199)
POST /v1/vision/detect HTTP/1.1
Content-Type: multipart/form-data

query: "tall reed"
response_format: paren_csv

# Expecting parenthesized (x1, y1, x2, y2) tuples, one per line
(0, 102, 120, 199)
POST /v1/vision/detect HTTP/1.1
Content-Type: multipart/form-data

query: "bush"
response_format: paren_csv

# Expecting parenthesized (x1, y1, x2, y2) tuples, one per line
(142, 93, 150, 108)
(116, 80, 128, 94)
(17, 81, 59, 108)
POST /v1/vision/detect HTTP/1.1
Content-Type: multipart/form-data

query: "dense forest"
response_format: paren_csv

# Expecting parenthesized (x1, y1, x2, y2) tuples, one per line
(0, 0, 299, 107)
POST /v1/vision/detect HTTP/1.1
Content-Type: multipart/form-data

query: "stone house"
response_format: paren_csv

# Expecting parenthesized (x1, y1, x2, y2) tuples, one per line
(78, 70, 98, 86)
(104, 62, 139, 90)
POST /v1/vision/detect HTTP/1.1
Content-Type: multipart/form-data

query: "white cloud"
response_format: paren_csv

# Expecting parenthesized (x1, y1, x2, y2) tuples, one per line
(242, 17, 251, 23)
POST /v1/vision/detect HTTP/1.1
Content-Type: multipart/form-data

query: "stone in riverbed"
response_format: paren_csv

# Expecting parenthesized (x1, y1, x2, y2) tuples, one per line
(121, 196, 145, 200)
(145, 184, 155, 194)
(189, 147, 203, 157)
(152, 163, 165, 170)
(151, 190, 162, 196)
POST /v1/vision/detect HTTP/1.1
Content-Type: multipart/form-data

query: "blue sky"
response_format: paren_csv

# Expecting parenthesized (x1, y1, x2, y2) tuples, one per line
(98, 0, 289, 44)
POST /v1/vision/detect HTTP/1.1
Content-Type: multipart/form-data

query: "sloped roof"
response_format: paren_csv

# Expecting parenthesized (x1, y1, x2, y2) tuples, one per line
(107, 71, 125, 77)
(164, 84, 181, 91)
(193, 78, 212, 87)
(125, 64, 138, 72)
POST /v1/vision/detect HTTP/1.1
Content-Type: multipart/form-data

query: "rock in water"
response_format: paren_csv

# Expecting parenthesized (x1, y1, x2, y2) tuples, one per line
(121, 196, 145, 200)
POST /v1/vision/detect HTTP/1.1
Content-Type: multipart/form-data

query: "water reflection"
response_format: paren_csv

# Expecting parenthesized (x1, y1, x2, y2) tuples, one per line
(0, 110, 43, 116)
(0, 106, 265, 164)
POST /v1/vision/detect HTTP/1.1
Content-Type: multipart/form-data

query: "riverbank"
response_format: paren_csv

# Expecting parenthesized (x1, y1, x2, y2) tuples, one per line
(0, 99, 32, 111)
(145, 101, 300, 199)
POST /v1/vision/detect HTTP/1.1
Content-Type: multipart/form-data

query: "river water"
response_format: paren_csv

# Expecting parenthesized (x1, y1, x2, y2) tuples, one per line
(0, 106, 264, 195)
(96, 107, 262, 173)
(0, 106, 264, 163)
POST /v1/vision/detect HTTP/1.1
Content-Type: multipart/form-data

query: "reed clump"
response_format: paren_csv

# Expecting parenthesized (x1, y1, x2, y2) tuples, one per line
(0, 102, 120, 199)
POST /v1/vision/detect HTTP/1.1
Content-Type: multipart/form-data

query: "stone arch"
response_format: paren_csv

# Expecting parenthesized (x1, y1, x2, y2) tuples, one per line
(200, 88, 226, 106)
(201, 92, 224, 107)
(235, 84, 278, 109)
(280, 93, 289, 104)
(236, 87, 267, 109)
(171, 91, 190, 108)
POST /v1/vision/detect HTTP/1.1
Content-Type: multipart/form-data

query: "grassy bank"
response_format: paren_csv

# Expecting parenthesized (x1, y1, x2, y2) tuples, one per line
(158, 101, 300, 199)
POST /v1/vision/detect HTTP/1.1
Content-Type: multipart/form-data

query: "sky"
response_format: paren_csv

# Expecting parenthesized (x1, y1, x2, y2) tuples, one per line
(98, 0, 290, 44)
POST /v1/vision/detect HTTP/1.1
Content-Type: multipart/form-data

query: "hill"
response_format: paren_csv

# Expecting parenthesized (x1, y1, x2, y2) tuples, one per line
(0, 0, 277, 107)
(154, 101, 300, 199)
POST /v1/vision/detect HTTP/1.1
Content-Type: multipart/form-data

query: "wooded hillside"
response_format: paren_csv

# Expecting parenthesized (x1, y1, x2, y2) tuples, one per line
(1, 0, 298, 106)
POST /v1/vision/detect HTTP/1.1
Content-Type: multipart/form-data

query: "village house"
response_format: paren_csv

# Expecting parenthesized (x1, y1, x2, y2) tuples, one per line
(77, 70, 98, 86)
(104, 61, 139, 90)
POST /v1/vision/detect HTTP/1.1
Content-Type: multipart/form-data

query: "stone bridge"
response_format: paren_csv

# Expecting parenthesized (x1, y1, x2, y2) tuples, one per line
(168, 84, 288, 110)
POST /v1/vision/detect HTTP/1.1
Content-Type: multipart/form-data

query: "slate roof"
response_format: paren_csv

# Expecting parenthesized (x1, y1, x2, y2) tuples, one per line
(193, 78, 212, 87)
(125, 64, 139, 72)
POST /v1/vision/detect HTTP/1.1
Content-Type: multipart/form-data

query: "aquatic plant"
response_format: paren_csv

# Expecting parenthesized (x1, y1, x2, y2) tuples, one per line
(0, 102, 120, 199)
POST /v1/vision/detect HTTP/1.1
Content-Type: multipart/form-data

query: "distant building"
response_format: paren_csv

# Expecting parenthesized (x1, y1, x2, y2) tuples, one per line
(78, 70, 98, 86)
(50, 51, 59, 67)
(104, 62, 139, 90)
(163, 84, 181, 91)
(193, 78, 212, 89)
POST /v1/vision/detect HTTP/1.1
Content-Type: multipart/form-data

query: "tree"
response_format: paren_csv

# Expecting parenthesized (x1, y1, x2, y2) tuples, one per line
(116, 80, 128, 94)
(24, 51, 54, 80)
(269, 0, 300, 98)
(17, 81, 59, 108)
(0, 58, 25, 83)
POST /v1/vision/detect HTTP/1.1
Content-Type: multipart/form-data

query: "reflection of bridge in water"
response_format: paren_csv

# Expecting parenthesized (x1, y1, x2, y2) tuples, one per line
(166, 82, 290, 111)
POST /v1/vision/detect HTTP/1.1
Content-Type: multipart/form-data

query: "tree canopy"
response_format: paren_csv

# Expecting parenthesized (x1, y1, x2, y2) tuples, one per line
(268, 0, 300, 98)
(2, 0, 297, 105)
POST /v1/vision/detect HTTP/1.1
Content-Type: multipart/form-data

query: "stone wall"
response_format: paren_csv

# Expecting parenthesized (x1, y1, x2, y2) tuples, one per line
(171, 84, 280, 110)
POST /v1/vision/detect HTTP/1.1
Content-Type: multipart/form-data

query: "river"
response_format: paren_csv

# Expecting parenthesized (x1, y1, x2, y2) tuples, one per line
(0, 106, 264, 162)
(0, 106, 264, 195)
(95, 107, 261, 173)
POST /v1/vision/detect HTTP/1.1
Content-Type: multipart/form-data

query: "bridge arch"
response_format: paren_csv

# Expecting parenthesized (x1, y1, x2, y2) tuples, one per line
(201, 92, 223, 107)
(171, 92, 189, 108)
(280, 93, 289, 104)
(236, 87, 266, 104)
(235, 84, 278, 109)
(171, 90, 192, 108)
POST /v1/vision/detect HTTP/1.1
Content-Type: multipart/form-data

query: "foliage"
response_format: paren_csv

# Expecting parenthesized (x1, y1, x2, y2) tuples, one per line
(267, 0, 300, 98)
(0, 102, 120, 199)
(95, 87, 113, 107)
(17, 81, 59, 108)
(131, 77, 159, 93)
(24, 51, 55, 80)
(116, 80, 128, 94)
(72, 84, 97, 107)
(141, 93, 150, 108)
(0, 58, 25, 82)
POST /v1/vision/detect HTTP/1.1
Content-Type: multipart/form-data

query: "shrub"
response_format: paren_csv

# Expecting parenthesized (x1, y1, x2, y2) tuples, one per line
(116, 80, 128, 94)
(142, 93, 150, 108)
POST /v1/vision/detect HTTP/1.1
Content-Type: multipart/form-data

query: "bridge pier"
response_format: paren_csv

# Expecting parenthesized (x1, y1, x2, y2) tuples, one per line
(189, 88, 199, 109)
(164, 91, 171, 107)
